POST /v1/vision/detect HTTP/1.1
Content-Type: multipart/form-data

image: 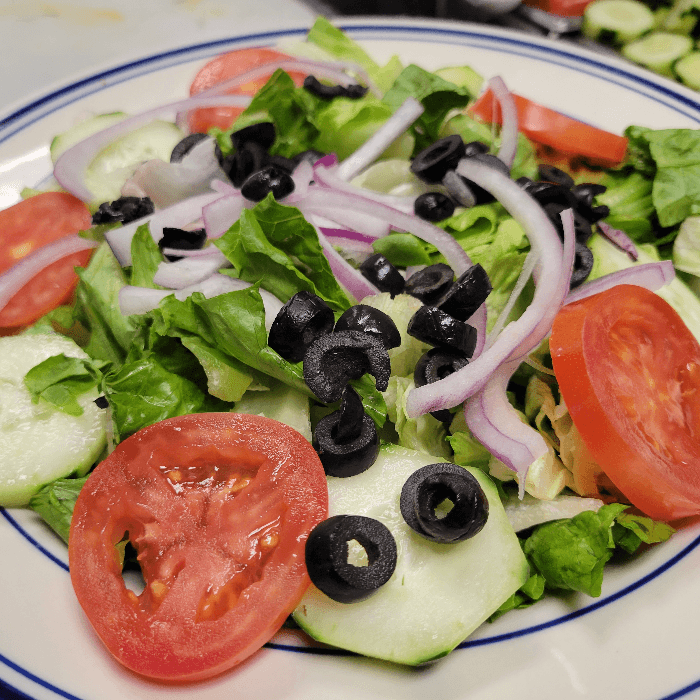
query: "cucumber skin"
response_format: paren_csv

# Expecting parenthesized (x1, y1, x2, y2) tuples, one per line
(293, 444, 529, 665)
(0, 334, 106, 507)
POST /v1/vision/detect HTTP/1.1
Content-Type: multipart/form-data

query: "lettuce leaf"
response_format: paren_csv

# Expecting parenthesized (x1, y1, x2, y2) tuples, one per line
(28, 476, 89, 544)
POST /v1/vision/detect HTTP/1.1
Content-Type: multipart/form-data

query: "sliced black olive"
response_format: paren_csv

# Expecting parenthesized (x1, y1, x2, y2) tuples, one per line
(93, 395, 109, 409)
(459, 152, 511, 204)
(170, 133, 210, 163)
(344, 83, 370, 99)
(400, 463, 489, 543)
(404, 263, 454, 305)
(303, 330, 390, 403)
(157, 227, 207, 261)
(463, 140, 490, 157)
(407, 306, 477, 357)
(334, 305, 401, 350)
(220, 141, 268, 188)
(413, 347, 469, 388)
(410, 135, 466, 185)
(91, 196, 155, 225)
(358, 254, 405, 297)
(515, 176, 534, 189)
(525, 181, 577, 209)
(303, 75, 369, 100)
(538, 164, 575, 189)
(312, 386, 379, 478)
(435, 263, 492, 322)
(240, 164, 295, 202)
(305, 515, 397, 603)
(570, 242, 594, 288)
(571, 182, 607, 208)
(268, 291, 335, 363)
(230, 121, 276, 151)
(543, 202, 594, 244)
(414, 192, 455, 222)
(266, 154, 296, 173)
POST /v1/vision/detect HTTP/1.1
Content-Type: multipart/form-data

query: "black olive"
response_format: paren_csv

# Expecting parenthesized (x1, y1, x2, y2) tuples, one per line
(230, 121, 276, 151)
(344, 83, 370, 99)
(303, 75, 369, 100)
(525, 181, 577, 209)
(266, 154, 297, 173)
(459, 152, 511, 205)
(268, 291, 335, 363)
(292, 149, 327, 167)
(334, 305, 401, 350)
(571, 182, 607, 208)
(240, 164, 295, 202)
(303, 330, 391, 403)
(91, 196, 155, 225)
(358, 254, 405, 297)
(404, 263, 454, 305)
(400, 463, 489, 543)
(157, 227, 207, 261)
(414, 347, 469, 388)
(436, 263, 492, 322)
(221, 141, 268, 188)
(305, 515, 397, 603)
(515, 176, 533, 189)
(414, 192, 455, 222)
(170, 133, 210, 163)
(93, 395, 109, 409)
(543, 202, 594, 244)
(312, 386, 379, 478)
(570, 241, 594, 288)
(538, 164, 575, 189)
(407, 306, 477, 357)
(463, 140, 490, 157)
(410, 135, 466, 185)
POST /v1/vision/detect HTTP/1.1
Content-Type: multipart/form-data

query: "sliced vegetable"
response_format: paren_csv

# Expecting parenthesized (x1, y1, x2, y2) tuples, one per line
(68, 412, 328, 681)
(622, 32, 693, 77)
(550, 284, 700, 521)
(582, 0, 655, 45)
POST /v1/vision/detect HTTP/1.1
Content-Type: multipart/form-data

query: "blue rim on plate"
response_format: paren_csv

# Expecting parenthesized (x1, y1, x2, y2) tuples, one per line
(2, 19, 700, 700)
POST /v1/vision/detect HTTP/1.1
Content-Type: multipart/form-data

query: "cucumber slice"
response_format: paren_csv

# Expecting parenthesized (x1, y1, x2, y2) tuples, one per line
(293, 444, 528, 665)
(50, 112, 127, 164)
(675, 50, 700, 90)
(0, 334, 107, 507)
(621, 32, 693, 76)
(582, 0, 655, 44)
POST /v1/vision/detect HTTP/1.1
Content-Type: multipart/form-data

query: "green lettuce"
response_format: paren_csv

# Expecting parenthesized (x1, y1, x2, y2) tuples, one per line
(28, 476, 89, 544)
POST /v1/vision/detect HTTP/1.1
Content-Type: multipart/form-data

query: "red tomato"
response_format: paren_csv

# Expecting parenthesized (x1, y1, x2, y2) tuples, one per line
(0, 192, 93, 330)
(469, 88, 628, 166)
(550, 284, 700, 521)
(188, 47, 306, 133)
(69, 413, 328, 682)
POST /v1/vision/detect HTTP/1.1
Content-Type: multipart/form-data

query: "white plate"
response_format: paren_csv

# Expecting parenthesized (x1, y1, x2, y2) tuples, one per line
(2, 17, 700, 700)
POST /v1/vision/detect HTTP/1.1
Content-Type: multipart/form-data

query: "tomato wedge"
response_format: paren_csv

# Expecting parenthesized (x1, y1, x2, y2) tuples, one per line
(469, 88, 628, 166)
(68, 413, 328, 681)
(0, 192, 92, 330)
(550, 284, 700, 521)
(188, 47, 306, 133)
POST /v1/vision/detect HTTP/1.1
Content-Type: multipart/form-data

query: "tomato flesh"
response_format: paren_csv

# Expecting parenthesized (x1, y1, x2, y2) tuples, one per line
(551, 284, 700, 521)
(0, 192, 93, 330)
(188, 47, 306, 133)
(68, 413, 328, 681)
(469, 88, 628, 167)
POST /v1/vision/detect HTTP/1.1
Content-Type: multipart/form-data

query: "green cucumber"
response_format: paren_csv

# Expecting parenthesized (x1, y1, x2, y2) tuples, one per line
(0, 334, 107, 507)
(675, 51, 700, 90)
(293, 444, 528, 665)
(582, 0, 655, 45)
(50, 112, 128, 163)
(621, 32, 693, 76)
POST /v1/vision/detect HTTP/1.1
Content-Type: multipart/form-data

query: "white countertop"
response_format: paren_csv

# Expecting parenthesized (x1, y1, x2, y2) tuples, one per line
(1, 0, 322, 115)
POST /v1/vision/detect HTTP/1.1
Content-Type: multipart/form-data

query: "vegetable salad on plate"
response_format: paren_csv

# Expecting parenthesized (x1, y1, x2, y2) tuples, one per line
(2, 14, 700, 682)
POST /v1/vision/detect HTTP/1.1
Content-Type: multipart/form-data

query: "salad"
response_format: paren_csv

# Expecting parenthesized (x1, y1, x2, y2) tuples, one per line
(1, 15, 700, 684)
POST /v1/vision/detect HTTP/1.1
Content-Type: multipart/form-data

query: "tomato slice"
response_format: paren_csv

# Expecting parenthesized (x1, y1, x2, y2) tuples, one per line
(0, 192, 93, 330)
(68, 413, 328, 681)
(550, 284, 700, 521)
(469, 88, 628, 166)
(188, 47, 306, 133)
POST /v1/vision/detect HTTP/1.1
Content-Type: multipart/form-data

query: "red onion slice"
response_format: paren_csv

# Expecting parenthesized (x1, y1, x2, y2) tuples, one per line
(489, 76, 518, 171)
(54, 94, 253, 202)
(464, 359, 548, 498)
(565, 260, 675, 305)
(404, 160, 566, 418)
(300, 201, 391, 239)
(153, 250, 231, 289)
(104, 191, 222, 266)
(597, 220, 639, 261)
(201, 191, 247, 240)
(0, 236, 99, 314)
(335, 97, 424, 181)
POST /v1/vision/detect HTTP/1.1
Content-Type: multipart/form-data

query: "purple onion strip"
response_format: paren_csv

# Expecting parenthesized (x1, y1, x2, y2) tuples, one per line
(597, 220, 639, 261)
(489, 76, 518, 171)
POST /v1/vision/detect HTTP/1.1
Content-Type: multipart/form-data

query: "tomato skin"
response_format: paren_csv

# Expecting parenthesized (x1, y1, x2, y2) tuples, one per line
(188, 47, 306, 133)
(0, 192, 93, 330)
(469, 88, 628, 167)
(68, 413, 328, 682)
(551, 284, 700, 521)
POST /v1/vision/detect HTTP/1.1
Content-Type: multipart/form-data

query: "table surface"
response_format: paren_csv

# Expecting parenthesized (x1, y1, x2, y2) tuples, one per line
(0, 0, 328, 115)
